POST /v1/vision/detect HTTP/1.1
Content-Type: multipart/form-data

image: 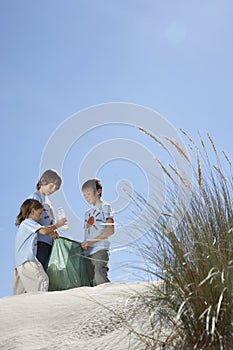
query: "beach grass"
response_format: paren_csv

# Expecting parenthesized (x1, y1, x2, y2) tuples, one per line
(133, 130, 233, 349)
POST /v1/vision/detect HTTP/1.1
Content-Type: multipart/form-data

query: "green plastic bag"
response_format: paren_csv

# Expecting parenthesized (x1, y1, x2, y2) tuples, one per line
(46, 237, 90, 291)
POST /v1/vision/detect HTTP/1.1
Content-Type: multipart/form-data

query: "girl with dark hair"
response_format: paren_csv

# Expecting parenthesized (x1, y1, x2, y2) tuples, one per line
(14, 199, 67, 294)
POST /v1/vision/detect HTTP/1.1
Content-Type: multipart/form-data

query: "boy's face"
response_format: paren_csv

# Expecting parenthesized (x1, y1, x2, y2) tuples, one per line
(82, 187, 100, 206)
(40, 182, 59, 196)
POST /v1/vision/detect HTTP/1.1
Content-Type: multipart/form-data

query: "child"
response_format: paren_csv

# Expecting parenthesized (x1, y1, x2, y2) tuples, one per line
(14, 199, 67, 294)
(28, 169, 62, 269)
(81, 178, 114, 286)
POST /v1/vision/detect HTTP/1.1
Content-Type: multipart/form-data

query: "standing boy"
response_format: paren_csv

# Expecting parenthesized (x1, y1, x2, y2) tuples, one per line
(28, 169, 62, 269)
(81, 178, 114, 286)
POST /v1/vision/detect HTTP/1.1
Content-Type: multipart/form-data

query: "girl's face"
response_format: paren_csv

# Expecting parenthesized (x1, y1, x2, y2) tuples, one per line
(30, 208, 43, 222)
(82, 187, 101, 206)
(39, 182, 59, 196)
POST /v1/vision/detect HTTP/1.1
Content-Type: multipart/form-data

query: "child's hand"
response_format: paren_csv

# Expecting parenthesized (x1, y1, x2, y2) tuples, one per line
(49, 230, 59, 239)
(55, 218, 67, 228)
(81, 241, 89, 250)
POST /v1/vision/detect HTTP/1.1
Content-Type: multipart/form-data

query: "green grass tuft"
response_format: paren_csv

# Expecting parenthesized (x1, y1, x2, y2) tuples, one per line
(134, 131, 233, 349)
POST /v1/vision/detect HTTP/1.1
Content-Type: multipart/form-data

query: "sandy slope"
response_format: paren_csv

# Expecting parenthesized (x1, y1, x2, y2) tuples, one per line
(0, 282, 152, 350)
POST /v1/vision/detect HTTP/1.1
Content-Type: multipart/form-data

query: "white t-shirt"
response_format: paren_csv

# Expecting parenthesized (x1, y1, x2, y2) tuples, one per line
(83, 201, 113, 256)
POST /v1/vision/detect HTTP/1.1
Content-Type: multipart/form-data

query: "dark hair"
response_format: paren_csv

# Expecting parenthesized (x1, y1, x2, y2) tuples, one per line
(36, 169, 62, 190)
(16, 199, 43, 226)
(81, 178, 102, 197)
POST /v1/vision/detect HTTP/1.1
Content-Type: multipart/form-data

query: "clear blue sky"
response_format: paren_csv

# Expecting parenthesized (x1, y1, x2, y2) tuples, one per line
(1, 0, 233, 298)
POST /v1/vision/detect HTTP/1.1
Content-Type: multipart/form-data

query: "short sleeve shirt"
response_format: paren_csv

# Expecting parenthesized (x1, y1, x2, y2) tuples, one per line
(84, 201, 113, 256)
(14, 218, 42, 268)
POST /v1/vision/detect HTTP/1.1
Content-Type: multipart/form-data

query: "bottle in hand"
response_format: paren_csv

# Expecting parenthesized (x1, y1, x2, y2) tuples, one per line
(57, 207, 69, 231)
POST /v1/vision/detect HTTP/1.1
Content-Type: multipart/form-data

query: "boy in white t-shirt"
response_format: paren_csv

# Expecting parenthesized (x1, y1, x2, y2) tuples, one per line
(81, 178, 114, 286)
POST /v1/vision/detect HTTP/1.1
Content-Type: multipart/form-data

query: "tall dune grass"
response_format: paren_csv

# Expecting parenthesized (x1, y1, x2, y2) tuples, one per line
(134, 130, 233, 349)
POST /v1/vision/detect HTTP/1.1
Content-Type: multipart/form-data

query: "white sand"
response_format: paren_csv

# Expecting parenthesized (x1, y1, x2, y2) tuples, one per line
(0, 282, 153, 350)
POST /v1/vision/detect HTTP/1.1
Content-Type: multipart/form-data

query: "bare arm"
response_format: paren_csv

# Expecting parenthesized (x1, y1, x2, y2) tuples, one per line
(37, 218, 67, 235)
(50, 207, 55, 220)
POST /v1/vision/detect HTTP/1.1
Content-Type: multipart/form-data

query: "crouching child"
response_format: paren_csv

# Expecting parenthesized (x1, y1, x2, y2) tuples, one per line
(13, 199, 67, 294)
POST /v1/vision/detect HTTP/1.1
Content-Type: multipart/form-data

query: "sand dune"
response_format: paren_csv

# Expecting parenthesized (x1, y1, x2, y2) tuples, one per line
(0, 282, 153, 350)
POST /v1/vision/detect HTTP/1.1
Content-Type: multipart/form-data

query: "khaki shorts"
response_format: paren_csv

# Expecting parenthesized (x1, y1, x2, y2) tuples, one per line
(13, 260, 49, 295)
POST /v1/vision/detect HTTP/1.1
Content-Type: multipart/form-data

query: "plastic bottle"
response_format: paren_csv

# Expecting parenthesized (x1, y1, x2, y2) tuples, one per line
(57, 207, 69, 231)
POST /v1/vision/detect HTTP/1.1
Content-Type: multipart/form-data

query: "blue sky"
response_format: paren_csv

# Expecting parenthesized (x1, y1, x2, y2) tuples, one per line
(1, 0, 233, 298)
